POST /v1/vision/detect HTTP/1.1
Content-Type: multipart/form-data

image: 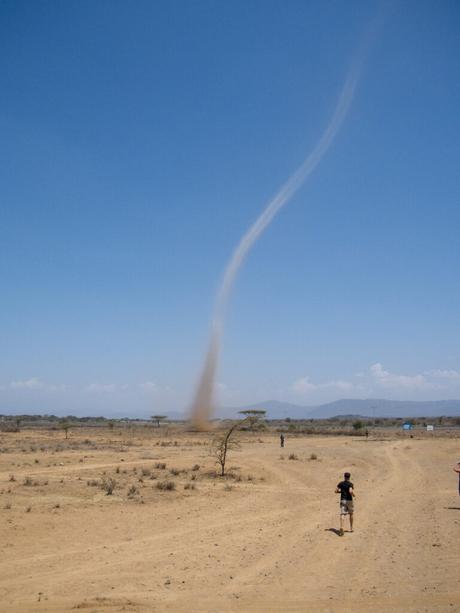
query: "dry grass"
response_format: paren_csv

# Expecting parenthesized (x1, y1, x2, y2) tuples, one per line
(156, 480, 176, 491)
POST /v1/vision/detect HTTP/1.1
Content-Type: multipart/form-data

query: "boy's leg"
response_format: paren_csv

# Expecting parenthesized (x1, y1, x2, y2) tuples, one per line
(349, 512, 354, 532)
(339, 504, 344, 535)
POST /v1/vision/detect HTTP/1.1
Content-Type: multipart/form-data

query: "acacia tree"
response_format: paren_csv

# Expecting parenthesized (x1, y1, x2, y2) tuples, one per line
(59, 420, 70, 439)
(210, 417, 250, 476)
(238, 409, 266, 430)
(151, 415, 167, 428)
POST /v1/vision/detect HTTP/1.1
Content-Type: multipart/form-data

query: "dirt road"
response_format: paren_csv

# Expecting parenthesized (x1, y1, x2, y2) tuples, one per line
(0, 432, 459, 611)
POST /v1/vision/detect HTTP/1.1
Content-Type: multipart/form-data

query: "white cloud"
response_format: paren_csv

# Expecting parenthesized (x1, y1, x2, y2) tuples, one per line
(369, 362, 390, 380)
(291, 364, 460, 401)
(291, 376, 318, 394)
(329, 379, 356, 391)
(292, 376, 357, 395)
(10, 377, 65, 392)
(370, 363, 428, 390)
(426, 369, 460, 381)
(85, 383, 117, 393)
(139, 382, 174, 396)
(11, 377, 44, 390)
(140, 381, 158, 392)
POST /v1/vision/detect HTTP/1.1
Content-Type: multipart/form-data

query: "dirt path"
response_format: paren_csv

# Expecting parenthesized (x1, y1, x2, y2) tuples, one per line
(1, 435, 459, 611)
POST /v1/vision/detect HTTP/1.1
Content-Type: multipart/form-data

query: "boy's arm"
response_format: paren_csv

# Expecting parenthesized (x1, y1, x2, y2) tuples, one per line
(453, 464, 460, 474)
(350, 487, 356, 498)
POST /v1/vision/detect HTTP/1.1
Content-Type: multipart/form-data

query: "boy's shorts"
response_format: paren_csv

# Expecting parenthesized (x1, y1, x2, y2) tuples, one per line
(340, 499, 354, 515)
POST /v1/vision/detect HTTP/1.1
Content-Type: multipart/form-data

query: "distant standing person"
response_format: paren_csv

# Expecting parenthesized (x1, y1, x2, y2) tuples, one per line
(280, 433, 285, 448)
(453, 461, 460, 495)
(335, 471, 355, 536)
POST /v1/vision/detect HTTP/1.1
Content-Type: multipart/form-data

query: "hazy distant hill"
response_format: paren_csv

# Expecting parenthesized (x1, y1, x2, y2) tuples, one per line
(223, 398, 460, 420)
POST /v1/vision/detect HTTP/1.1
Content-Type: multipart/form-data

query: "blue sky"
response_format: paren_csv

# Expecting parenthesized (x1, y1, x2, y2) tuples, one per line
(1, 1, 459, 417)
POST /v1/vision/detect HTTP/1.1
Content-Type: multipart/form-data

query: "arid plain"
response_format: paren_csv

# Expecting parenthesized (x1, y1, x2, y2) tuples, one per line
(0, 426, 459, 612)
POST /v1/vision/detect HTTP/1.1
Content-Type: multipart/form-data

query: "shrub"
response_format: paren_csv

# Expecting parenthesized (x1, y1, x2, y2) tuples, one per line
(154, 462, 166, 470)
(127, 484, 138, 497)
(156, 480, 175, 491)
(309, 453, 318, 460)
(9, 475, 15, 482)
(184, 482, 196, 490)
(169, 468, 180, 476)
(192, 464, 200, 471)
(101, 477, 116, 495)
(288, 454, 298, 461)
(26, 506, 32, 513)
(23, 477, 33, 486)
(87, 479, 99, 487)
(204, 470, 220, 479)
(141, 468, 151, 477)
(0, 422, 19, 433)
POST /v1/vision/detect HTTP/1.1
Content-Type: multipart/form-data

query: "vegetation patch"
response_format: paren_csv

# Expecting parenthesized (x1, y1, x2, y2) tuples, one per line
(156, 480, 175, 491)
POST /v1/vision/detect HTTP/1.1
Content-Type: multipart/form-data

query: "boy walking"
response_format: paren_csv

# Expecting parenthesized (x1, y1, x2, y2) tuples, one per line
(453, 461, 460, 495)
(335, 471, 355, 536)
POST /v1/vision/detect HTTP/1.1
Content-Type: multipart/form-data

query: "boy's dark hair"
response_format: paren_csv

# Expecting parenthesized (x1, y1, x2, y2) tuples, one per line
(344, 472, 351, 479)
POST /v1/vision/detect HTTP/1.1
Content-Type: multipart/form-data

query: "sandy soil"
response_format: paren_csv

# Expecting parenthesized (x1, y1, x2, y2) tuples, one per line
(0, 427, 459, 612)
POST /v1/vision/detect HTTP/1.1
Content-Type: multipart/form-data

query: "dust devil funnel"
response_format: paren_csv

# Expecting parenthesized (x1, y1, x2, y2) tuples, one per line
(189, 38, 372, 430)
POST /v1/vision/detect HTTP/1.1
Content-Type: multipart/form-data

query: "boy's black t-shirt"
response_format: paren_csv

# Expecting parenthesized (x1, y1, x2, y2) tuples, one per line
(337, 480, 354, 500)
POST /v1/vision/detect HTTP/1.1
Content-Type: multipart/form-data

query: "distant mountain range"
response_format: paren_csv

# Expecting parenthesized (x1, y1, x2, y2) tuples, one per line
(3, 398, 459, 421)
(219, 398, 460, 420)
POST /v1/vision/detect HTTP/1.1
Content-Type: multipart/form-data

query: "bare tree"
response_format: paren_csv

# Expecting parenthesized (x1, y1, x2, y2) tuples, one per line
(210, 417, 250, 476)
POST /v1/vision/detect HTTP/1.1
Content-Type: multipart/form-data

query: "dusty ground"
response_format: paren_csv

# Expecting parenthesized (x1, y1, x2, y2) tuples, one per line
(0, 427, 459, 612)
